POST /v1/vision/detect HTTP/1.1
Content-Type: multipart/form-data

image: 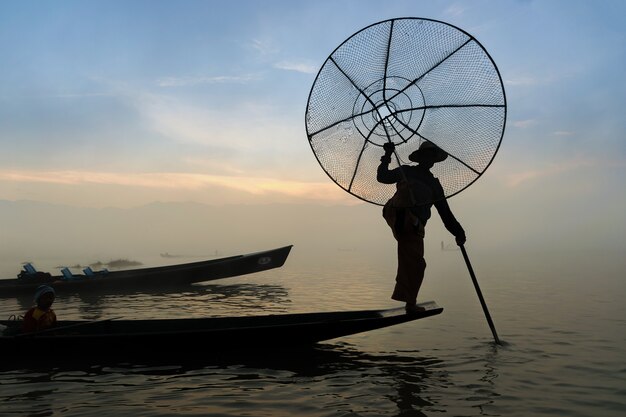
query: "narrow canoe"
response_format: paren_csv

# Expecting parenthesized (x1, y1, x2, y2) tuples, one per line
(0, 245, 293, 297)
(0, 302, 443, 358)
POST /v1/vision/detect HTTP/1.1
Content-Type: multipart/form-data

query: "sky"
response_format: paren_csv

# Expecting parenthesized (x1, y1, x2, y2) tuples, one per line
(0, 0, 625, 260)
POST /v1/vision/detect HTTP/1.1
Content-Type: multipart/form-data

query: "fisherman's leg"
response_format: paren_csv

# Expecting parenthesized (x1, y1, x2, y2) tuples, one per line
(384, 205, 410, 302)
(404, 236, 426, 313)
(392, 232, 425, 304)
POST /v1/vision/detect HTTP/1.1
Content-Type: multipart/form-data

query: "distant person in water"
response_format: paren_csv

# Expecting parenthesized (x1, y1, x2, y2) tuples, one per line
(377, 141, 466, 313)
(22, 285, 57, 332)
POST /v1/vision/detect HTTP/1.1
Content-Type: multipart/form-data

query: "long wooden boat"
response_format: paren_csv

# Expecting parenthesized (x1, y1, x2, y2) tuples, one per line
(0, 245, 293, 297)
(0, 302, 442, 358)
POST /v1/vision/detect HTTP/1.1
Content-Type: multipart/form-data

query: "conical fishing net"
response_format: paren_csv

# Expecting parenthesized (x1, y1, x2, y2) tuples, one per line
(305, 18, 506, 206)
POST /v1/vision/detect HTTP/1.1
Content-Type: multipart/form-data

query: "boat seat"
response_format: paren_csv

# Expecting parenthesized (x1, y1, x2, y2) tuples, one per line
(23, 263, 37, 274)
(18, 263, 54, 281)
(61, 267, 75, 281)
(83, 266, 108, 277)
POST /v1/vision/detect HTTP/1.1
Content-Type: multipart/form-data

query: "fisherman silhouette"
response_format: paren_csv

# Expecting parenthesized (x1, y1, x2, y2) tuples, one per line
(377, 141, 466, 313)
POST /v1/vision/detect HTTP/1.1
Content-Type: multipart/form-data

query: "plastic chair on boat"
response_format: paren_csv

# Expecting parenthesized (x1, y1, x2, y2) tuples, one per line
(23, 263, 37, 275)
(18, 263, 54, 281)
(83, 266, 108, 277)
(61, 267, 76, 281)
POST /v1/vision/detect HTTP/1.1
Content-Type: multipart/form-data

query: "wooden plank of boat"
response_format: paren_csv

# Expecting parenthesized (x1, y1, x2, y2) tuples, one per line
(0, 245, 293, 297)
(0, 302, 443, 357)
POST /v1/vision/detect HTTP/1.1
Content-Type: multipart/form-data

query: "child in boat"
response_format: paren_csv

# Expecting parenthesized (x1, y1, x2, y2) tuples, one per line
(22, 285, 57, 332)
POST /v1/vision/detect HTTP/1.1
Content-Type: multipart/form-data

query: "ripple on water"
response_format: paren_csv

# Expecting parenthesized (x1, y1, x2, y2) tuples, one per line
(1, 261, 625, 416)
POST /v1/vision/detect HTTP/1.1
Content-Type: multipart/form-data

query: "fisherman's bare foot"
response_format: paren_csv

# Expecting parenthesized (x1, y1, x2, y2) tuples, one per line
(405, 303, 426, 314)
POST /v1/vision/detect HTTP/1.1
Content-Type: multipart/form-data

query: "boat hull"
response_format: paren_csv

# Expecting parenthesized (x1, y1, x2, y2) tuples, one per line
(0, 245, 293, 297)
(0, 302, 443, 359)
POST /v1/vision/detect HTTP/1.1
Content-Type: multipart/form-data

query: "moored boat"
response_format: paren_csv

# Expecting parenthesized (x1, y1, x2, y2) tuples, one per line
(0, 302, 443, 359)
(0, 245, 293, 297)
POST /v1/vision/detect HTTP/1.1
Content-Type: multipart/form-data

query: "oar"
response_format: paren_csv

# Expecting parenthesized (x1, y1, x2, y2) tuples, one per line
(16, 316, 122, 338)
(459, 244, 501, 345)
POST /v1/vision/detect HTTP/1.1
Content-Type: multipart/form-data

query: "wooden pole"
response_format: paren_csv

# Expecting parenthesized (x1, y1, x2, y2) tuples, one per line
(459, 245, 502, 345)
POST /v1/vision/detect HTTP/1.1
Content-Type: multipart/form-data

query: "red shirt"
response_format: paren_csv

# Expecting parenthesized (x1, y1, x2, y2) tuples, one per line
(22, 307, 57, 333)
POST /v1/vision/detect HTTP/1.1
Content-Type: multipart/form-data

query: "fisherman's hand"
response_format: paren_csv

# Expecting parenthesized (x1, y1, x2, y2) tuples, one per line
(383, 142, 395, 155)
(455, 233, 466, 246)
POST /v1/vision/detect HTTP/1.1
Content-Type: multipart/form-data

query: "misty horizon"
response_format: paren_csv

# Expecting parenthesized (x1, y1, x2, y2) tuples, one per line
(1, 199, 623, 286)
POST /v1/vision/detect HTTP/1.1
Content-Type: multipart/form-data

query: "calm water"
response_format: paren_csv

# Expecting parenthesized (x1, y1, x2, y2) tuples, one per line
(0, 248, 624, 416)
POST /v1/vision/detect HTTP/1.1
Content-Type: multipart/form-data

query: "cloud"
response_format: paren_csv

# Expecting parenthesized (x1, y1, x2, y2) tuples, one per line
(274, 60, 317, 74)
(504, 76, 539, 86)
(156, 74, 260, 87)
(512, 119, 537, 128)
(0, 169, 351, 204)
(136, 95, 292, 150)
(251, 38, 280, 56)
(79, 80, 227, 148)
(47, 92, 116, 99)
(504, 157, 596, 187)
(81, 77, 306, 177)
(444, 4, 467, 17)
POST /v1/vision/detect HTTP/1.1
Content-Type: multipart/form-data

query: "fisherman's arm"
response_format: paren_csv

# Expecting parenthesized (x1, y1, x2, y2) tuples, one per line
(377, 143, 401, 184)
(434, 198, 466, 245)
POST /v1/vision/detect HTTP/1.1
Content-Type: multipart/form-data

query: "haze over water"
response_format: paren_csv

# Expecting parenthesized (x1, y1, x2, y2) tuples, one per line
(1, 203, 624, 416)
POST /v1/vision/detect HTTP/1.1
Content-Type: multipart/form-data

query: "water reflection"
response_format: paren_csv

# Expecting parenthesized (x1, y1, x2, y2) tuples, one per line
(0, 342, 453, 416)
(5, 293, 36, 312)
(142, 342, 452, 416)
(439, 340, 504, 416)
(1, 283, 292, 321)
(0, 331, 512, 416)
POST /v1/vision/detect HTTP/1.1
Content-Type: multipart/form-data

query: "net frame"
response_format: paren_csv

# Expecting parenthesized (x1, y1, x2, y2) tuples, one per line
(305, 17, 507, 206)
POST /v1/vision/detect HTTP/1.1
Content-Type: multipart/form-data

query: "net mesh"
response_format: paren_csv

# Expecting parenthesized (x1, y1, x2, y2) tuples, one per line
(306, 18, 506, 206)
